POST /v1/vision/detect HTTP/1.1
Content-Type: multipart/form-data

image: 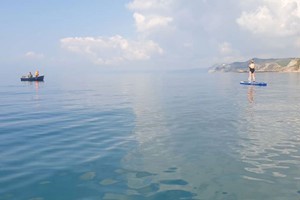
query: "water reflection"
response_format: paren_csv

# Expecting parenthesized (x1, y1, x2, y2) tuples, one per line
(4, 72, 300, 199)
(21, 80, 43, 90)
(237, 80, 300, 184)
(113, 74, 239, 199)
(247, 86, 254, 103)
(35, 81, 40, 91)
(21, 81, 44, 102)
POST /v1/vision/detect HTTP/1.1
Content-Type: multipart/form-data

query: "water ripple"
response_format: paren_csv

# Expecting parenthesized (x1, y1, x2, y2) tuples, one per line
(0, 105, 135, 194)
(1, 73, 300, 199)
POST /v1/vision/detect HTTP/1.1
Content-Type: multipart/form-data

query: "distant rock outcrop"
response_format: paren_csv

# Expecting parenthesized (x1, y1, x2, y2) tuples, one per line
(209, 58, 300, 73)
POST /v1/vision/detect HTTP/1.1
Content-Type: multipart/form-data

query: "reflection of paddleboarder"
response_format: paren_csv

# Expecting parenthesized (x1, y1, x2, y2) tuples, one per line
(248, 60, 256, 82)
(248, 86, 254, 103)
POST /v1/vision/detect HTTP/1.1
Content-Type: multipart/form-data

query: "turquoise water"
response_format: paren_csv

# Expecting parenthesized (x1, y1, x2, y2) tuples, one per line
(1, 72, 300, 200)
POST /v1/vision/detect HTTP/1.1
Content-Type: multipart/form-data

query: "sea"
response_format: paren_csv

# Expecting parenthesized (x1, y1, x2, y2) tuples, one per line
(1, 71, 300, 200)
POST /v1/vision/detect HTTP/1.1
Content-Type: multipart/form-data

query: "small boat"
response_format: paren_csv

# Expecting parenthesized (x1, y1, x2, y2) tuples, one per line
(21, 75, 44, 82)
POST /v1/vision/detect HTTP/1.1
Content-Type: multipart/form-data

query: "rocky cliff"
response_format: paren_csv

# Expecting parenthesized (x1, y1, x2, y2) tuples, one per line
(209, 58, 300, 72)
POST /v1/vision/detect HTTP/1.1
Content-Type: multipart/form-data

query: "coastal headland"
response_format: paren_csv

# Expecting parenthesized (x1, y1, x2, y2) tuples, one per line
(209, 58, 300, 73)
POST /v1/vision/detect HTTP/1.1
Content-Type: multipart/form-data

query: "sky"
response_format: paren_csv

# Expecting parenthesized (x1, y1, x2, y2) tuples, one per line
(1, 0, 300, 72)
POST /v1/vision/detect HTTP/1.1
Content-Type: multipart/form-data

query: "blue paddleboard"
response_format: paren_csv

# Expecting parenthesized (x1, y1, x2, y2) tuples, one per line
(240, 81, 267, 86)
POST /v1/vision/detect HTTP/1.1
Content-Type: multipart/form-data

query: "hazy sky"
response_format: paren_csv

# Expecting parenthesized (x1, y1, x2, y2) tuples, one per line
(1, 0, 300, 71)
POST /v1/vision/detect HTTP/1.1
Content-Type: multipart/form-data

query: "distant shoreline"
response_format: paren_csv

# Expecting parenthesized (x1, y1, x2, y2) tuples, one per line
(209, 57, 300, 73)
(210, 71, 300, 73)
(236, 71, 300, 73)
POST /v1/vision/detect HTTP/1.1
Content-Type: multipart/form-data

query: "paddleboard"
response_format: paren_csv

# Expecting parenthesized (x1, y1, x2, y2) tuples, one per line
(240, 81, 267, 86)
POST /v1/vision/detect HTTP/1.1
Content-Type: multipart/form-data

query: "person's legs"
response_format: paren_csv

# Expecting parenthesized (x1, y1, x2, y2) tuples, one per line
(252, 72, 255, 82)
(248, 71, 252, 82)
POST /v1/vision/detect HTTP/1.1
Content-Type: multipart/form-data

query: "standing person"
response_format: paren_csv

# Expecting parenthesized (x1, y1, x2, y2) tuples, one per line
(248, 60, 255, 82)
(35, 70, 39, 77)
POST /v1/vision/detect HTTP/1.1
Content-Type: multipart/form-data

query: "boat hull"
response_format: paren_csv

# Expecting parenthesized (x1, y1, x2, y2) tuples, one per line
(21, 76, 44, 82)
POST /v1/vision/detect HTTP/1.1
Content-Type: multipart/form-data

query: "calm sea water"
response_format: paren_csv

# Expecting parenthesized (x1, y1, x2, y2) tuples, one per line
(1, 71, 300, 200)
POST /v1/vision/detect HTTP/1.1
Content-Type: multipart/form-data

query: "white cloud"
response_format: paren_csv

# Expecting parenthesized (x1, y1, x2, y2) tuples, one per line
(128, 1, 261, 65)
(219, 42, 233, 55)
(25, 51, 44, 59)
(60, 35, 163, 65)
(60, 0, 172, 67)
(61, 0, 244, 68)
(237, 0, 300, 37)
(129, 0, 174, 36)
(60, 0, 300, 69)
(127, 0, 172, 11)
(216, 41, 245, 64)
(133, 12, 173, 32)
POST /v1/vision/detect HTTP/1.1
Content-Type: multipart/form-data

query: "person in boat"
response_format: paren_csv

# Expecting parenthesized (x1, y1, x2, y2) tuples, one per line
(28, 72, 33, 78)
(35, 70, 39, 77)
(248, 60, 255, 82)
